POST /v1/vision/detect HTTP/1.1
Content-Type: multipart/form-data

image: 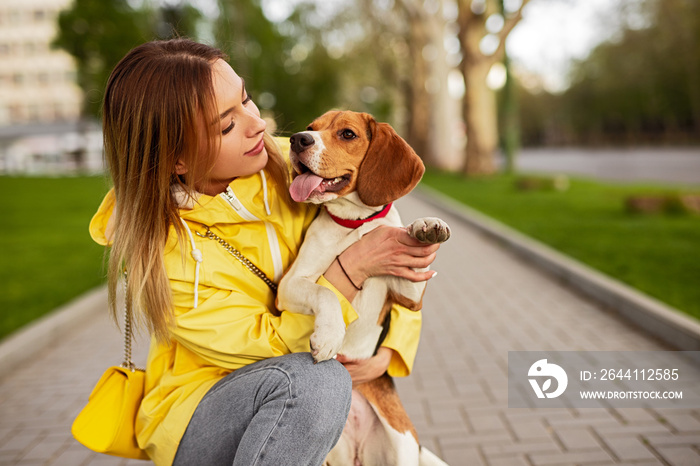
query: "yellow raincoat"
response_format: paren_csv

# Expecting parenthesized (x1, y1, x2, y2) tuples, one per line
(89, 140, 422, 465)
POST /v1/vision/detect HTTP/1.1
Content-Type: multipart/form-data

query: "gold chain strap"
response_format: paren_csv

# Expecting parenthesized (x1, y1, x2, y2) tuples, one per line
(120, 224, 277, 369)
(121, 271, 144, 372)
(196, 226, 278, 292)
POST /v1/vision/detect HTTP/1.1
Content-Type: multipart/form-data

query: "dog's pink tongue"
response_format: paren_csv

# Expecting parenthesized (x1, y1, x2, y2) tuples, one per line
(290, 173, 324, 202)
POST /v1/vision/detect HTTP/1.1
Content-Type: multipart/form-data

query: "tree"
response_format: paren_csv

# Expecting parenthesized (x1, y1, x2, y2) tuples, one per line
(53, 0, 152, 119)
(54, 0, 205, 120)
(518, 0, 700, 146)
(323, 0, 458, 168)
(395, 0, 455, 167)
(213, 0, 458, 166)
(324, 0, 405, 124)
(497, 0, 520, 174)
(396, 1, 433, 164)
(215, 0, 343, 132)
(456, 0, 529, 174)
(154, 1, 202, 40)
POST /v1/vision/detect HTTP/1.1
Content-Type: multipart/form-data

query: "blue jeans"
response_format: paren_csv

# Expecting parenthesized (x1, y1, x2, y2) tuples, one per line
(172, 352, 352, 466)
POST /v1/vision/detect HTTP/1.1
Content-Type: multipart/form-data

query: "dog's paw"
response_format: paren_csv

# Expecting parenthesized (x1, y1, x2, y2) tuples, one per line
(310, 317, 346, 363)
(408, 217, 451, 244)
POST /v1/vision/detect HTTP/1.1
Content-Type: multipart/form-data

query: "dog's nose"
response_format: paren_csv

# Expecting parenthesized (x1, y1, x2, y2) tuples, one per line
(290, 132, 315, 154)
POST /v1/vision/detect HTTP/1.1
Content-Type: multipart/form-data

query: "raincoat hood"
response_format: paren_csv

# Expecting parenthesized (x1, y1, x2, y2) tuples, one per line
(90, 169, 275, 246)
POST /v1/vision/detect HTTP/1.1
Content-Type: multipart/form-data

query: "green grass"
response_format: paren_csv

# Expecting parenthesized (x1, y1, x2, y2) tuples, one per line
(420, 170, 700, 321)
(0, 176, 110, 340)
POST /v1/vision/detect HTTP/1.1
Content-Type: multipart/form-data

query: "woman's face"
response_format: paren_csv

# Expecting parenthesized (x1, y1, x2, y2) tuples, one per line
(191, 59, 268, 196)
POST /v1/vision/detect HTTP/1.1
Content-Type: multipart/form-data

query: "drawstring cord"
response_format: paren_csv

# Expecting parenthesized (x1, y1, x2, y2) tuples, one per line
(260, 170, 272, 216)
(179, 171, 271, 308)
(180, 218, 203, 308)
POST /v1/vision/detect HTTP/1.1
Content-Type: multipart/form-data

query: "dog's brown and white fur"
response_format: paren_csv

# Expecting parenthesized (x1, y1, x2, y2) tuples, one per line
(276, 111, 450, 466)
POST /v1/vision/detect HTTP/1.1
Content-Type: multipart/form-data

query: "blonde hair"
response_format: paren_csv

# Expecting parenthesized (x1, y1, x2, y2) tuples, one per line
(103, 39, 291, 341)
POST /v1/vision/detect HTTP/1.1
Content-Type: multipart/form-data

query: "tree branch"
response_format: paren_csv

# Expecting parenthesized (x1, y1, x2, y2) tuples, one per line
(486, 0, 531, 66)
(457, 0, 475, 30)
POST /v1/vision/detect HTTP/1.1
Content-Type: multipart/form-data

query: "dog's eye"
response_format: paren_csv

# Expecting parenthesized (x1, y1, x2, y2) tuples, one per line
(340, 129, 357, 140)
(306, 125, 314, 131)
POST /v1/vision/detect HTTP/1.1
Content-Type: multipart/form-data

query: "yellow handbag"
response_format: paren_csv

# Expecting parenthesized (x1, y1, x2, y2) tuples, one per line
(72, 275, 149, 460)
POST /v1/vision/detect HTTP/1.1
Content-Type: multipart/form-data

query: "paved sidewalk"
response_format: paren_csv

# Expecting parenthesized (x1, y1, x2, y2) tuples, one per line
(1, 193, 699, 465)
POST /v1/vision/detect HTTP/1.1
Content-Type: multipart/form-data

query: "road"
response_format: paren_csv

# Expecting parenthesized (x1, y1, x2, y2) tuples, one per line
(507, 147, 700, 185)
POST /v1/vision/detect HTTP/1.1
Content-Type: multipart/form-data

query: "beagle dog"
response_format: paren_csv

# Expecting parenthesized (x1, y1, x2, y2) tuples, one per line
(276, 111, 450, 466)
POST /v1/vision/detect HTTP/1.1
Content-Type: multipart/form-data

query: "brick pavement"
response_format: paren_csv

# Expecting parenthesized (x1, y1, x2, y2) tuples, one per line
(1, 192, 699, 465)
(393, 195, 700, 466)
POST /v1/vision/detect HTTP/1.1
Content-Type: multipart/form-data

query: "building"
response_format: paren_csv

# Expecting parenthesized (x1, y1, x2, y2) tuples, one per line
(0, 0, 104, 174)
(0, 0, 82, 126)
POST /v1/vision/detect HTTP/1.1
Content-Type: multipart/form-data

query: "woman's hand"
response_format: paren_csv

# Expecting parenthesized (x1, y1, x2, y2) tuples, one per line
(322, 225, 440, 304)
(341, 225, 440, 287)
(337, 347, 394, 386)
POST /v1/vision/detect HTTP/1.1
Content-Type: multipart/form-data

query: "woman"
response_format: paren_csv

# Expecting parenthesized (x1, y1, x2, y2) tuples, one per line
(90, 38, 439, 465)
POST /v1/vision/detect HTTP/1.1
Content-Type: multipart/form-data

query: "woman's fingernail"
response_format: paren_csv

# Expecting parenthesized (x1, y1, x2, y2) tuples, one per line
(431, 271, 438, 278)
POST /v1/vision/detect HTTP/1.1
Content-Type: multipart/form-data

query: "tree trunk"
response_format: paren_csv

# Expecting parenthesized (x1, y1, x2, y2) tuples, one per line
(359, 0, 458, 168)
(500, 46, 520, 173)
(427, 0, 459, 170)
(462, 57, 498, 174)
(456, 0, 529, 175)
(404, 11, 432, 163)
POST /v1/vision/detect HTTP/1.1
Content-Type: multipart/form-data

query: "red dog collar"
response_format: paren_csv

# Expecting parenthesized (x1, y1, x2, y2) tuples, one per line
(325, 203, 393, 229)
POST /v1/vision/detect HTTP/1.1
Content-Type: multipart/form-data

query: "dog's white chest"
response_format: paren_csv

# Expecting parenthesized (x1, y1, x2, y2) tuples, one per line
(340, 277, 388, 359)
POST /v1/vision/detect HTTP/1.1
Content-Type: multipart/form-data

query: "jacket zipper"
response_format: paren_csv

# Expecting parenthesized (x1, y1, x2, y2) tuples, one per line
(221, 186, 284, 282)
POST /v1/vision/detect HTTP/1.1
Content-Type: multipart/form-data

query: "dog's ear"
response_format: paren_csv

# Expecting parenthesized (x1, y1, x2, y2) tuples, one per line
(356, 118, 425, 207)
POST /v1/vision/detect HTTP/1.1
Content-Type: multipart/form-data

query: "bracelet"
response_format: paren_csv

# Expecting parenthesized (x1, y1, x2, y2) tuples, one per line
(336, 255, 362, 291)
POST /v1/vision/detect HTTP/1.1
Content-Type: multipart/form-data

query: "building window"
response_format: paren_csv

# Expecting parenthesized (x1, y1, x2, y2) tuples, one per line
(0, 106, 9, 125)
(9, 10, 21, 24)
(27, 104, 40, 122)
(33, 9, 46, 22)
(53, 103, 64, 120)
(10, 105, 23, 122)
